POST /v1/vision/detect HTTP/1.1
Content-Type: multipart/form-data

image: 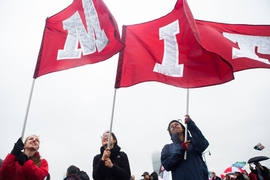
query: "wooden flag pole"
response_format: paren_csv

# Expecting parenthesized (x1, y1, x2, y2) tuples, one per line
(184, 88, 189, 160)
(21, 79, 36, 139)
(107, 88, 117, 148)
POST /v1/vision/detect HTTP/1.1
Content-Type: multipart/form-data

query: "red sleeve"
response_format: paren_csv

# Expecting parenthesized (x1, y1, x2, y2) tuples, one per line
(1, 153, 17, 179)
(0, 166, 3, 180)
(22, 158, 48, 180)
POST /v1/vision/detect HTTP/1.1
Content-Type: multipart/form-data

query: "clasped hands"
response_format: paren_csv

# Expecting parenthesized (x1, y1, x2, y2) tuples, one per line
(101, 148, 113, 168)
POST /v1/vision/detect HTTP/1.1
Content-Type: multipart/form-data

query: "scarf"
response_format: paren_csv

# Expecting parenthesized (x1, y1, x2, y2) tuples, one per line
(100, 145, 121, 159)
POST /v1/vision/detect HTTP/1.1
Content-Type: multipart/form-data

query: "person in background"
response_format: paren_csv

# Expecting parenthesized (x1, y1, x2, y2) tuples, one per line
(92, 131, 131, 180)
(1, 135, 49, 180)
(161, 115, 209, 180)
(242, 170, 249, 180)
(141, 172, 150, 180)
(76, 167, 90, 180)
(225, 173, 232, 180)
(64, 165, 80, 180)
(212, 172, 222, 180)
(249, 162, 270, 180)
(234, 171, 245, 180)
(248, 171, 259, 180)
(130, 175, 135, 180)
(149, 171, 158, 180)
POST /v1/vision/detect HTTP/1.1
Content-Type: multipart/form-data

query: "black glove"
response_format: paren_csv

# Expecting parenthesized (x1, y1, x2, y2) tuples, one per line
(11, 138, 24, 155)
(16, 153, 29, 166)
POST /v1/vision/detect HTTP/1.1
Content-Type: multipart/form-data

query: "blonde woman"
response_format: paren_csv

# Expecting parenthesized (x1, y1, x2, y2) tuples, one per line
(1, 135, 49, 180)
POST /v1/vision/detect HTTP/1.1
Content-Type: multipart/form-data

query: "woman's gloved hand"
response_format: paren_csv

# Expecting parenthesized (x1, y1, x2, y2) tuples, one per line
(11, 138, 24, 155)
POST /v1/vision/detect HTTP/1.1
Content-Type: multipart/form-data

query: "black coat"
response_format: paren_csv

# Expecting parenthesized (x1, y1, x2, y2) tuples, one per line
(64, 174, 81, 180)
(235, 174, 245, 180)
(92, 145, 131, 180)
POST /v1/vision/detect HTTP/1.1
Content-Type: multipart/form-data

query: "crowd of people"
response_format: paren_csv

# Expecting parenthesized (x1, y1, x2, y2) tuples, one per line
(211, 162, 270, 180)
(0, 115, 269, 180)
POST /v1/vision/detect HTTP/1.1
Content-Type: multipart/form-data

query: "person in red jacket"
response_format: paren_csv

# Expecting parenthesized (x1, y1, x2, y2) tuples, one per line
(1, 135, 49, 180)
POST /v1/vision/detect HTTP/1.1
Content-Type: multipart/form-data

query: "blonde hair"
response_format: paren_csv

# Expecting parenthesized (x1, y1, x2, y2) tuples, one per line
(24, 135, 41, 167)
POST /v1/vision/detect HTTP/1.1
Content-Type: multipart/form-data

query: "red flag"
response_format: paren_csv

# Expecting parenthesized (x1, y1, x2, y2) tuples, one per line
(115, 0, 234, 89)
(34, 0, 124, 78)
(195, 20, 270, 71)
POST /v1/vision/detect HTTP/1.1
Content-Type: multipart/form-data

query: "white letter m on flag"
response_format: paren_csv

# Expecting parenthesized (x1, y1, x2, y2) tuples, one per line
(57, 0, 109, 60)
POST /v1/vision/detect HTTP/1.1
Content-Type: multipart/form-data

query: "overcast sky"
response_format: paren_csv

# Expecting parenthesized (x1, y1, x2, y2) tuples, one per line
(0, 0, 270, 179)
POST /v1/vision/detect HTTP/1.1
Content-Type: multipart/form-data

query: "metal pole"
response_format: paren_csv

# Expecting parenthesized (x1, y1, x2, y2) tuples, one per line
(107, 88, 117, 148)
(184, 88, 189, 160)
(21, 79, 36, 138)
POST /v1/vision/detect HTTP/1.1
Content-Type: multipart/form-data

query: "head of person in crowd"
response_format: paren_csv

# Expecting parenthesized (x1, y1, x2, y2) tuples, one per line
(64, 165, 81, 180)
(141, 172, 150, 180)
(101, 130, 118, 149)
(150, 171, 158, 180)
(67, 165, 78, 176)
(225, 173, 231, 180)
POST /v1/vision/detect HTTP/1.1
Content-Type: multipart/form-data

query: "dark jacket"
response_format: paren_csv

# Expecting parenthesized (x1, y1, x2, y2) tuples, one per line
(235, 174, 245, 180)
(92, 145, 131, 180)
(64, 174, 81, 180)
(161, 119, 209, 180)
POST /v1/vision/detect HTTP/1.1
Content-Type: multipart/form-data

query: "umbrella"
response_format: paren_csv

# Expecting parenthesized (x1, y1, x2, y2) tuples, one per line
(248, 156, 269, 163)
(224, 166, 245, 173)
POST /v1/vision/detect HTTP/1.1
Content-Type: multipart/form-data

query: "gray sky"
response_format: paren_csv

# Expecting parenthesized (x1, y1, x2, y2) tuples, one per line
(0, 0, 270, 179)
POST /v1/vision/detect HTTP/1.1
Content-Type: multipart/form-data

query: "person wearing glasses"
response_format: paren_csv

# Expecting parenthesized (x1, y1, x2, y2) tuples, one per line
(92, 131, 131, 180)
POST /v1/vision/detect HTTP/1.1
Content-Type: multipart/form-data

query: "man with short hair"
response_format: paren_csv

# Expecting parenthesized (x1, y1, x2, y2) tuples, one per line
(64, 165, 80, 180)
(141, 172, 150, 180)
(211, 172, 221, 180)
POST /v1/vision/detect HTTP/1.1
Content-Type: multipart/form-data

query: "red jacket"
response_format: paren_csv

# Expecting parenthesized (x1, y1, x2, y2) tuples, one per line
(1, 153, 48, 180)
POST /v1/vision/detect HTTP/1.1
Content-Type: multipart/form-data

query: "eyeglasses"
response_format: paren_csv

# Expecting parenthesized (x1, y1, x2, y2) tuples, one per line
(101, 135, 109, 139)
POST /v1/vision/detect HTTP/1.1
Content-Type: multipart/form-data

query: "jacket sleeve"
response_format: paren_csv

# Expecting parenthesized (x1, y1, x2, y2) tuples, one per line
(1, 153, 17, 180)
(92, 154, 106, 180)
(161, 142, 186, 171)
(22, 158, 48, 180)
(187, 119, 209, 153)
(110, 152, 131, 180)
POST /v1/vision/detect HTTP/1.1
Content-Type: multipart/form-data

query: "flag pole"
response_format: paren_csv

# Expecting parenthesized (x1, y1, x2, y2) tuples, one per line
(184, 88, 189, 159)
(21, 79, 36, 139)
(107, 88, 117, 148)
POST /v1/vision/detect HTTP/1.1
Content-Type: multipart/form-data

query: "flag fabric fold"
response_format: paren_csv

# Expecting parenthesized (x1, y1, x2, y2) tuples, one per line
(34, 0, 124, 78)
(115, 0, 234, 89)
(195, 20, 270, 71)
